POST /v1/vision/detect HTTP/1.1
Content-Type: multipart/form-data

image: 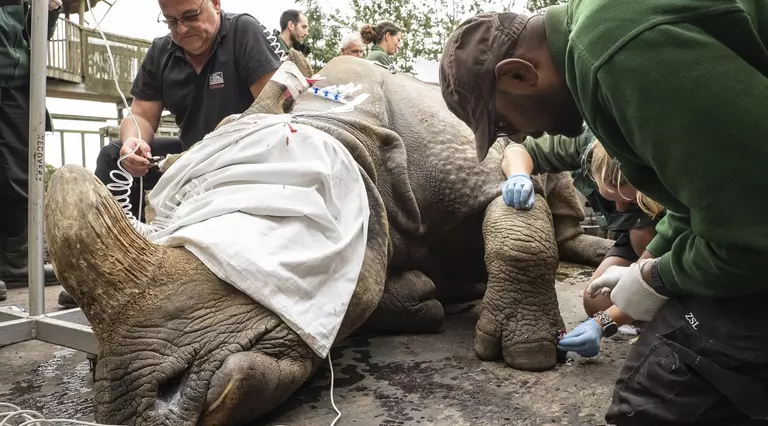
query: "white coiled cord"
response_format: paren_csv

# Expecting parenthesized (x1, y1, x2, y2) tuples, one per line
(84, 0, 160, 237)
(262, 25, 288, 62)
(2, 5, 344, 425)
(99, 18, 288, 238)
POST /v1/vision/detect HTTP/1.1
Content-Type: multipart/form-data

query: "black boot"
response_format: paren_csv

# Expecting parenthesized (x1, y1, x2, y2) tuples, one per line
(58, 290, 78, 309)
(0, 232, 58, 288)
(0, 279, 6, 301)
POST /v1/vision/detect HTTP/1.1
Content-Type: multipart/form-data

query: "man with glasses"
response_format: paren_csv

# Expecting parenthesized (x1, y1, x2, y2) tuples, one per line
(440, 3, 768, 425)
(59, 0, 281, 308)
(93, 0, 280, 221)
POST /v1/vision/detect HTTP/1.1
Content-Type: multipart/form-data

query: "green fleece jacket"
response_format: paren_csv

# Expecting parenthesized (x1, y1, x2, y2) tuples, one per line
(0, 2, 60, 87)
(545, 0, 768, 297)
(520, 131, 660, 233)
(366, 44, 393, 69)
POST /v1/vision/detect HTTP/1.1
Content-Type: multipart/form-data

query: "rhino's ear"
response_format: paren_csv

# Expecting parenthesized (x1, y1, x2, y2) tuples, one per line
(286, 49, 313, 78)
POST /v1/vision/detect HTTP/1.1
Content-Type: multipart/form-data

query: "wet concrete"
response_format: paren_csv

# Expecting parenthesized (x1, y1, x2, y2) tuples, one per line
(0, 263, 634, 425)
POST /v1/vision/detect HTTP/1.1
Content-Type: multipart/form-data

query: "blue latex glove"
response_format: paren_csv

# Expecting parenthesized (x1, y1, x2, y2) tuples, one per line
(501, 173, 535, 210)
(556, 319, 603, 357)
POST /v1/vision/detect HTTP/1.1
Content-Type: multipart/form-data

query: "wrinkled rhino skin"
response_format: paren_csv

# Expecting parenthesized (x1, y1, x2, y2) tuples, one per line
(45, 56, 612, 426)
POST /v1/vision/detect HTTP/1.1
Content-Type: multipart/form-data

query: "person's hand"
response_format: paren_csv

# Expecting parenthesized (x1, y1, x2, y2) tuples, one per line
(611, 260, 669, 322)
(556, 318, 602, 357)
(501, 173, 535, 210)
(119, 137, 152, 177)
(48, 0, 62, 11)
(586, 265, 628, 297)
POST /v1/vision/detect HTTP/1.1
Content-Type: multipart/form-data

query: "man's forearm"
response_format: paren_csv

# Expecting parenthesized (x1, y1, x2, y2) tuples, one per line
(119, 115, 155, 143)
(501, 146, 534, 177)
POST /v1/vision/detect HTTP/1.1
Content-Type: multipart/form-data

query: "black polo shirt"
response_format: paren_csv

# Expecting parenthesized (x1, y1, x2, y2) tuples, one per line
(130, 11, 281, 149)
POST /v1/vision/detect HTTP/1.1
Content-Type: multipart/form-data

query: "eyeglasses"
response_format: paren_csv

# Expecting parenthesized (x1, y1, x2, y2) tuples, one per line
(157, 1, 204, 28)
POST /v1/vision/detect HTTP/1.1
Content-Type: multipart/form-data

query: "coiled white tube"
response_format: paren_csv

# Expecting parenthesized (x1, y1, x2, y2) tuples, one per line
(0, 402, 121, 426)
(86, 0, 161, 237)
(262, 25, 288, 62)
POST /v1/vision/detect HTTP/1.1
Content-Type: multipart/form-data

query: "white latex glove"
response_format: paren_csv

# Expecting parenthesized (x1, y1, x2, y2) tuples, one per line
(49, 0, 62, 11)
(586, 265, 628, 297)
(610, 260, 669, 322)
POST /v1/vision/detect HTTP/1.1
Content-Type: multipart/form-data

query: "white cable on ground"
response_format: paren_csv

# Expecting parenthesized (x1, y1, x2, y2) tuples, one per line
(328, 353, 341, 426)
(0, 403, 121, 426)
(1, 357, 341, 425)
(5, 2, 344, 425)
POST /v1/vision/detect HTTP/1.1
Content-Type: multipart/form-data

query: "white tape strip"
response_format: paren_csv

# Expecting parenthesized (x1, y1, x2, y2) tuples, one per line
(270, 61, 310, 100)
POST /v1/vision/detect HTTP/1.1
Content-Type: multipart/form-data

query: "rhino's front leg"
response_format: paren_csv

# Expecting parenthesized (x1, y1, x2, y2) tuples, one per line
(476, 196, 564, 371)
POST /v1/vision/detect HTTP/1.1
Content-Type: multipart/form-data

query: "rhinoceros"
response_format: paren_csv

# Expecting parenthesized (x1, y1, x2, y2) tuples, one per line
(45, 55, 611, 425)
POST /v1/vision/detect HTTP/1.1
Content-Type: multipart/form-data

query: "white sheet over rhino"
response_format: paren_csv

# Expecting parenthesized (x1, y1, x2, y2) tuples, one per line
(145, 113, 370, 358)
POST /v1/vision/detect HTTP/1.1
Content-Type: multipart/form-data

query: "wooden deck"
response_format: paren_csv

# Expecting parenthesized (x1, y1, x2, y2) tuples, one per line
(46, 17, 152, 103)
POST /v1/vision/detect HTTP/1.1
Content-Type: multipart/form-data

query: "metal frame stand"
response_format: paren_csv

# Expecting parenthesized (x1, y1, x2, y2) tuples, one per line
(0, 0, 97, 356)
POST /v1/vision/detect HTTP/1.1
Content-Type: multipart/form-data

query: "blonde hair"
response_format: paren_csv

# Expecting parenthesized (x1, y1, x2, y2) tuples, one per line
(586, 139, 665, 218)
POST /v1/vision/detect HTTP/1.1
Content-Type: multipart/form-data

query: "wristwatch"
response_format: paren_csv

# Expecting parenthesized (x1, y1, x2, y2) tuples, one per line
(648, 259, 672, 297)
(592, 310, 618, 338)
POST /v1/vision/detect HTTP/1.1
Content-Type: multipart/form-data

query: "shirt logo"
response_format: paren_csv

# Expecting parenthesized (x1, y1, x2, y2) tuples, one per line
(685, 312, 699, 330)
(209, 71, 224, 89)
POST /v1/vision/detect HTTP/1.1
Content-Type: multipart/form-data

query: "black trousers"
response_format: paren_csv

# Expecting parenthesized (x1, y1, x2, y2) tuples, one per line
(94, 137, 184, 222)
(0, 85, 31, 239)
(606, 293, 768, 425)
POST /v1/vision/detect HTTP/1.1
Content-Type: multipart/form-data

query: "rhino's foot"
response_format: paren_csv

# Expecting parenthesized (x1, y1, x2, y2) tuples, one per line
(479, 197, 565, 371)
(558, 233, 615, 268)
(363, 270, 445, 334)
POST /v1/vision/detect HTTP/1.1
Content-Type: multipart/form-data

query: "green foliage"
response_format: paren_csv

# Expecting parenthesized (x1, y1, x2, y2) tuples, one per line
(526, 0, 563, 13)
(295, 0, 565, 75)
(298, 0, 516, 76)
(44, 163, 57, 193)
(301, 0, 344, 74)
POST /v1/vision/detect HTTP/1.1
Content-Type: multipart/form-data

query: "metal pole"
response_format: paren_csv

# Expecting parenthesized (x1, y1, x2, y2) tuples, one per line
(28, 0, 49, 317)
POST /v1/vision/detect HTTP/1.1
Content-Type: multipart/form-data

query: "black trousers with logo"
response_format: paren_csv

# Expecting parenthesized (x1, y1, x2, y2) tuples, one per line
(606, 292, 768, 425)
(94, 137, 184, 223)
(0, 85, 32, 239)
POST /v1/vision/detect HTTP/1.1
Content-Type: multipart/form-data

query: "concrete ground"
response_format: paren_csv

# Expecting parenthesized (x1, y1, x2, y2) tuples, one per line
(0, 262, 637, 425)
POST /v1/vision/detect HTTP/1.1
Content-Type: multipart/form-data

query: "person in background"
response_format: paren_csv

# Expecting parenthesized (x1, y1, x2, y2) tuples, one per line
(360, 20, 401, 71)
(276, 9, 310, 68)
(500, 131, 663, 317)
(0, 0, 63, 300)
(339, 32, 364, 58)
(71, 0, 281, 309)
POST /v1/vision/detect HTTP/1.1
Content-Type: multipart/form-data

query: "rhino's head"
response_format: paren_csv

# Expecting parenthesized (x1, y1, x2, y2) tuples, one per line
(44, 164, 387, 425)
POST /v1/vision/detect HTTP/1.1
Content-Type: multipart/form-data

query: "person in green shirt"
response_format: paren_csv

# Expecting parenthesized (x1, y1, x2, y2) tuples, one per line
(360, 20, 401, 72)
(500, 130, 663, 318)
(274, 9, 311, 77)
(440, 2, 768, 424)
(0, 0, 62, 300)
